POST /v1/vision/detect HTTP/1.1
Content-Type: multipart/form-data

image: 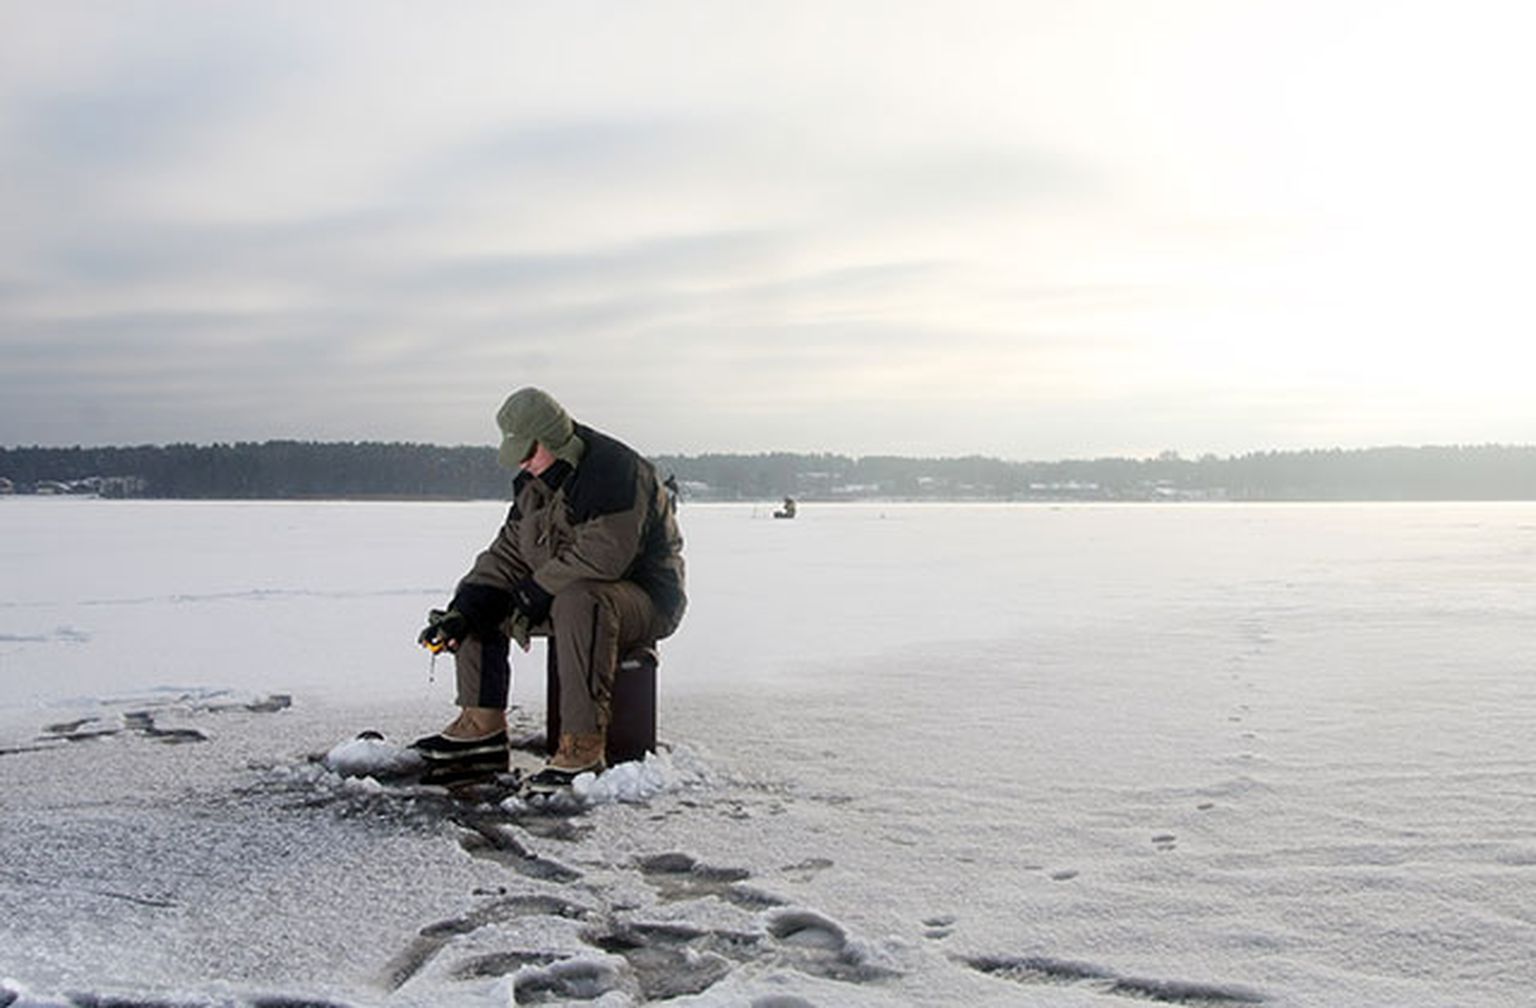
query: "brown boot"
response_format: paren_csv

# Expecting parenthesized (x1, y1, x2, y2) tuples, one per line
(550, 732, 606, 773)
(526, 732, 606, 791)
(454, 706, 508, 738)
(410, 706, 507, 756)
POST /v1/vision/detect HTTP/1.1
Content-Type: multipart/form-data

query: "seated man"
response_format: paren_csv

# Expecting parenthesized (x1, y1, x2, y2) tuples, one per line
(415, 387, 686, 787)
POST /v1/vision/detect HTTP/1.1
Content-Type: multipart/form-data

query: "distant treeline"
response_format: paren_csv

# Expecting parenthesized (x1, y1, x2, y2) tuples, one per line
(3, 442, 1536, 501)
(0, 442, 511, 500)
(656, 445, 1536, 501)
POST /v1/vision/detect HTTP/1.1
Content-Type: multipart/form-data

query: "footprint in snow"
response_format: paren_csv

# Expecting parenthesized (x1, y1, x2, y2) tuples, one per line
(636, 851, 785, 910)
(764, 908, 900, 983)
(381, 892, 595, 990)
(778, 856, 833, 882)
(510, 956, 637, 1004)
(455, 818, 582, 883)
(582, 921, 747, 1000)
(964, 953, 1266, 1004)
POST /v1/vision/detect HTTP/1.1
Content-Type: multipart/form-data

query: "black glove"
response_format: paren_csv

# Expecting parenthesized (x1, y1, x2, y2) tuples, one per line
(418, 608, 468, 652)
(511, 577, 554, 624)
(448, 582, 513, 635)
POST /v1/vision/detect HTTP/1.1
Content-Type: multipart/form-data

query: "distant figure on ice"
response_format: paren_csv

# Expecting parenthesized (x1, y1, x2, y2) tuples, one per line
(414, 388, 687, 788)
(774, 496, 797, 519)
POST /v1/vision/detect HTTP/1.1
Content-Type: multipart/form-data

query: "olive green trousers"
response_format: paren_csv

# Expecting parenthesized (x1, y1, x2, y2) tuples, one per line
(454, 579, 669, 734)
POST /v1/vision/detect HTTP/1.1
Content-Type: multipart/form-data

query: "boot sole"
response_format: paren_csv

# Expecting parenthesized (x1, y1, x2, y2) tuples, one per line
(524, 764, 605, 793)
(421, 754, 508, 786)
(410, 730, 510, 761)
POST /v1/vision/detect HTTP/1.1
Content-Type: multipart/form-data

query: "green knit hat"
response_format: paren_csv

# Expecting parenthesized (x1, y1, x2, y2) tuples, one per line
(495, 387, 582, 468)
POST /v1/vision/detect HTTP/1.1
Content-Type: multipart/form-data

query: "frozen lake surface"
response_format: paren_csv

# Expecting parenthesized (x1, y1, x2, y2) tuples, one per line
(3, 497, 1535, 1006)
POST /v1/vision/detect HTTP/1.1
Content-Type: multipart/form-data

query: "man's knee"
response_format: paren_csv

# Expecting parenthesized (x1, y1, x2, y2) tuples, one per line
(550, 580, 657, 646)
(550, 581, 608, 627)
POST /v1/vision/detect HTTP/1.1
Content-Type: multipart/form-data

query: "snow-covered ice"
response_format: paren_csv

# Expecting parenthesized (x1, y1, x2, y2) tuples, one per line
(3, 497, 1536, 1006)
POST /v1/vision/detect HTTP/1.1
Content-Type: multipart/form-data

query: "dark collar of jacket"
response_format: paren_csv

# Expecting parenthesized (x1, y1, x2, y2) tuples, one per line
(512, 460, 574, 496)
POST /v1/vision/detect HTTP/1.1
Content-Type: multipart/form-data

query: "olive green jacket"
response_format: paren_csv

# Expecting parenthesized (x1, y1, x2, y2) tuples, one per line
(460, 423, 686, 634)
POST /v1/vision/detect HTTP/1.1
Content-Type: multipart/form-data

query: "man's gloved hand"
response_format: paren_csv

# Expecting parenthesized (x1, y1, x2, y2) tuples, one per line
(510, 578, 554, 624)
(507, 610, 533, 651)
(418, 608, 468, 653)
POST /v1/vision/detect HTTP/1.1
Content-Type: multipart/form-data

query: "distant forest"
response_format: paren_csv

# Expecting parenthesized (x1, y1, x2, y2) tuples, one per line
(4, 442, 1536, 501)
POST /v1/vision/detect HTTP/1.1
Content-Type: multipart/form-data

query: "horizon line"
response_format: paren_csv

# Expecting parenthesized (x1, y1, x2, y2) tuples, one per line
(5, 439, 1536, 466)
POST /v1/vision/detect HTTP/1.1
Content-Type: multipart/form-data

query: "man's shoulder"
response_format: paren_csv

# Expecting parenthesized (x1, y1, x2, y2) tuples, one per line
(578, 424, 642, 464)
(565, 424, 653, 519)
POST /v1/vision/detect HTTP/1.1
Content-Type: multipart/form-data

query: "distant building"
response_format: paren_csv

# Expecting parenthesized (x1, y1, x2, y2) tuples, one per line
(92, 475, 148, 498)
(0, 476, 13, 494)
(1027, 480, 1101, 499)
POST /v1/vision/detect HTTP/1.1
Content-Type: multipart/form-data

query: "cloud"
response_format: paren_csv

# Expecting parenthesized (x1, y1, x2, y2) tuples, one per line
(3, 2, 1536, 456)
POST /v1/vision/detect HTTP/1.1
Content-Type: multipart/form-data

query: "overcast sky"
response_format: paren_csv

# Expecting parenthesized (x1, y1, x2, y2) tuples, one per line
(3, 1, 1534, 460)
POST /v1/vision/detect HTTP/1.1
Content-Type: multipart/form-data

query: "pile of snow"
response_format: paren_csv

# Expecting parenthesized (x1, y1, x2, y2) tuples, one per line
(321, 733, 424, 778)
(505, 746, 715, 813)
(577, 746, 715, 803)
